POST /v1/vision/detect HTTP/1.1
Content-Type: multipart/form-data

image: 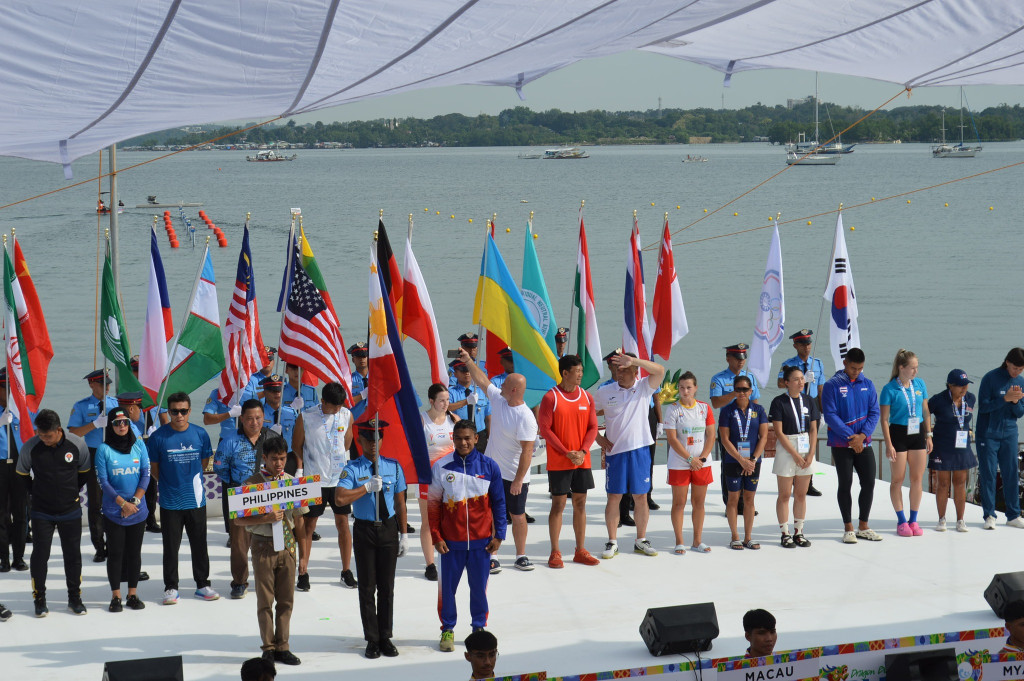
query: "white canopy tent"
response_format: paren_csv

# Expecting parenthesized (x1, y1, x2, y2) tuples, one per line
(1, 0, 1023, 165)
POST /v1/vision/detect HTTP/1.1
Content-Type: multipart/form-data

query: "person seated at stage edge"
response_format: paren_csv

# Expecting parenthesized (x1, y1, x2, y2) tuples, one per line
(1001, 600, 1024, 655)
(465, 629, 499, 680)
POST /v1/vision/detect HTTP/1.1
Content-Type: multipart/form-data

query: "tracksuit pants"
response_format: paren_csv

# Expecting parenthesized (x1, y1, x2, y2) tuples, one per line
(979, 436, 1022, 520)
(161, 506, 211, 591)
(0, 460, 27, 563)
(438, 545, 490, 631)
(30, 509, 83, 599)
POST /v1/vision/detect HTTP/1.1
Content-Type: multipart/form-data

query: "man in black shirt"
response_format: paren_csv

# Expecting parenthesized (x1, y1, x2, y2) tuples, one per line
(15, 409, 91, 617)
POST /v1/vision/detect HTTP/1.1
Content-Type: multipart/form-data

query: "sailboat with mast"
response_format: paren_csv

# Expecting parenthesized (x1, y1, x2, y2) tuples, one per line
(932, 88, 983, 158)
(785, 73, 840, 165)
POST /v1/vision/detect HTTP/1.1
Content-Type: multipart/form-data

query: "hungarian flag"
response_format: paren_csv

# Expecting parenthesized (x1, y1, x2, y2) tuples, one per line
(139, 227, 173, 405)
(99, 244, 147, 398)
(573, 210, 602, 388)
(217, 222, 269, 405)
(401, 231, 445, 385)
(623, 214, 652, 362)
(11, 239, 52, 412)
(3, 247, 37, 442)
(651, 217, 688, 360)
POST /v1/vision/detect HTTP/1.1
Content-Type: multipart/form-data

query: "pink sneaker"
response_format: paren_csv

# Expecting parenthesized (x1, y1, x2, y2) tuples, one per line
(908, 522, 923, 536)
(897, 522, 913, 537)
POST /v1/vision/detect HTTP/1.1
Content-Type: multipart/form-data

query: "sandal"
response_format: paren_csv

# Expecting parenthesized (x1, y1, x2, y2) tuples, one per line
(793, 533, 812, 548)
(742, 539, 761, 550)
(729, 540, 744, 550)
(780, 534, 796, 549)
(674, 544, 687, 555)
(690, 542, 712, 554)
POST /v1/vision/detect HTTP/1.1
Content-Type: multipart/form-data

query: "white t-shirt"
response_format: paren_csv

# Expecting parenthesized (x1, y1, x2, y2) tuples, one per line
(484, 384, 538, 482)
(593, 376, 657, 455)
(662, 400, 715, 470)
(421, 411, 455, 464)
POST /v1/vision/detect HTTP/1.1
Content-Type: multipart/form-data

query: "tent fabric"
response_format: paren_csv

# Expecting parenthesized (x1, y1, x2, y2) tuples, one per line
(0, 0, 1021, 164)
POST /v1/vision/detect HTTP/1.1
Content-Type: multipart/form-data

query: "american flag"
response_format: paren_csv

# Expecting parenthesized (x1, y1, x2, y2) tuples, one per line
(278, 250, 352, 393)
(218, 223, 268, 405)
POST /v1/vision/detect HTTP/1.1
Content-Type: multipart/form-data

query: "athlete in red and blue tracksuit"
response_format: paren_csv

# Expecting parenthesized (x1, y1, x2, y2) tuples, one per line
(428, 429, 506, 636)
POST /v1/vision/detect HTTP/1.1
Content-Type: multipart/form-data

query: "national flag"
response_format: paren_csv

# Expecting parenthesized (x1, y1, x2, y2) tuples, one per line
(824, 211, 861, 370)
(365, 246, 402, 418)
(99, 244, 147, 398)
(3, 247, 36, 443)
(623, 215, 652, 361)
(160, 246, 226, 400)
(473, 233, 558, 392)
(139, 227, 172, 406)
(217, 223, 269, 406)
(651, 217, 688, 360)
(11, 239, 52, 412)
(401, 231, 445, 385)
(748, 224, 785, 387)
(298, 224, 338, 326)
(276, 218, 297, 313)
(277, 249, 352, 394)
(376, 219, 403, 319)
(573, 210, 603, 389)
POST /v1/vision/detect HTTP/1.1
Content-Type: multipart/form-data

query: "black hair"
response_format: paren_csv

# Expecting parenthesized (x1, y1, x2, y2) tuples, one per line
(166, 391, 190, 408)
(240, 657, 276, 681)
(743, 608, 776, 633)
(844, 347, 866, 364)
(428, 383, 449, 401)
(1005, 347, 1024, 367)
(734, 375, 753, 389)
(322, 382, 346, 406)
(677, 370, 697, 386)
(782, 365, 803, 381)
(558, 354, 583, 376)
(263, 435, 288, 456)
(465, 629, 498, 651)
(453, 418, 477, 435)
(34, 409, 61, 432)
(241, 398, 263, 414)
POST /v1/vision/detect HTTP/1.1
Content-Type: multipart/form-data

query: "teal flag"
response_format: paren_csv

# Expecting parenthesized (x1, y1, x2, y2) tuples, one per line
(519, 220, 557, 407)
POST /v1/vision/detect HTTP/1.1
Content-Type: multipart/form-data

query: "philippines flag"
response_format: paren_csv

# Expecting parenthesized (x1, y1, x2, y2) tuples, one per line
(824, 211, 861, 371)
(622, 215, 652, 361)
(139, 227, 173, 406)
(218, 222, 269, 405)
(365, 246, 402, 418)
(651, 217, 688, 359)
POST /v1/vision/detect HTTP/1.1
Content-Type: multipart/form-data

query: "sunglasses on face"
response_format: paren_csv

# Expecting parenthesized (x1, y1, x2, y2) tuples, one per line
(734, 387, 751, 393)
(169, 408, 189, 416)
(111, 419, 130, 426)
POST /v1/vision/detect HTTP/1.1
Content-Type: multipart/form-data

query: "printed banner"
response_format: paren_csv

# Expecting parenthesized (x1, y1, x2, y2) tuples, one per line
(226, 474, 322, 518)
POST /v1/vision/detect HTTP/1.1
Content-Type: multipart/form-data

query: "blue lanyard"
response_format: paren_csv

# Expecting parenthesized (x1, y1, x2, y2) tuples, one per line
(899, 380, 917, 418)
(734, 407, 753, 442)
(789, 395, 806, 434)
(949, 391, 966, 429)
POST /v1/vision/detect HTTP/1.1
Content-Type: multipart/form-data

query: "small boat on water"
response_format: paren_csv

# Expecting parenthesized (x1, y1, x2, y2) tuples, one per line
(682, 154, 708, 163)
(786, 151, 838, 166)
(246, 150, 297, 162)
(543, 146, 589, 159)
(932, 90, 982, 158)
(134, 195, 204, 208)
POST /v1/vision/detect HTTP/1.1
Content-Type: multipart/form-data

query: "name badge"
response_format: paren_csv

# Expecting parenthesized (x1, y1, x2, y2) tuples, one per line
(804, 371, 815, 384)
(955, 430, 969, 448)
(796, 433, 810, 454)
(330, 450, 345, 474)
(907, 416, 920, 435)
(738, 440, 751, 458)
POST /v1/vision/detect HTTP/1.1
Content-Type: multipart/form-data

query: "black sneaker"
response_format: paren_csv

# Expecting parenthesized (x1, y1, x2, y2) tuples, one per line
(489, 559, 502, 574)
(380, 638, 399, 657)
(424, 563, 438, 581)
(0, 603, 11, 621)
(12, 559, 27, 571)
(406, 523, 415, 534)
(109, 596, 123, 613)
(230, 584, 247, 599)
(806, 482, 822, 497)
(0, 557, 9, 573)
(340, 569, 357, 589)
(68, 596, 87, 615)
(92, 549, 107, 563)
(137, 571, 150, 582)
(525, 513, 536, 524)
(274, 650, 301, 666)
(125, 594, 145, 610)
(296, 573, 310, 592)
(146, 522, 161, 533)
(33, 596, 47, 618)
(311, 531, 322, 541)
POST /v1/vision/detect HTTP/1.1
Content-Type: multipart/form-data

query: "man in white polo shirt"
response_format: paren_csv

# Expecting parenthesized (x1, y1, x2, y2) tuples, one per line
(594, 352, 666, 559)
(460, 348, 538, 572)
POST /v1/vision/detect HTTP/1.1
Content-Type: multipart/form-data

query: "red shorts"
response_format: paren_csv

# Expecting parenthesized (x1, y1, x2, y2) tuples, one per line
(668, 466, 713, 487)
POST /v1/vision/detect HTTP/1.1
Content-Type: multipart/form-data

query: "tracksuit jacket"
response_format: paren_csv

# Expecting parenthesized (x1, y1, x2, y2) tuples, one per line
(821, 370, 880, 448)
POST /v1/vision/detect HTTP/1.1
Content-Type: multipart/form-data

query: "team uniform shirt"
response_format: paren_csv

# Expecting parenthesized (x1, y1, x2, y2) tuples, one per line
(483, 384, 538, 483)
(422, 412, 455, 464)
(768, 393, 821, 435)
(338, 455, 407, 521)
(537, 386, 597, 470)
(241, 371, 266, 401)
(350, 371, 368, 420)
(68, 394, 119, 449)
(662, 400, 714, 469)
(262, 402, 298, 450)
(709, 368, 761, 403)
(16, 432, 91, 516)
(94, 438, 150, 525)
(928, 391, 977, 462)
(778, 355, 826, 399)
(146, 423, 213, 510)
(203, 388, 237, 450)
(976, 366, 1024, 441)
(427, 449, 506, 550)
(879, 377, 927, 426)
(593, 377, 658, 456)
(448, 382, 489, 433)
(213, 428, 269, 486)
(282, 382, 319, 408)
(821, 370, 881, 448)
(0, 406, 23, 459)
(300, 405, 353, 488)
(718, 402, 769, 461)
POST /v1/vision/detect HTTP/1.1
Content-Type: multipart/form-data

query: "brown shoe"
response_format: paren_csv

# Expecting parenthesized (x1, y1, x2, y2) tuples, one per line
(547, 550, 564, 569)
(572, 548, 600, 566)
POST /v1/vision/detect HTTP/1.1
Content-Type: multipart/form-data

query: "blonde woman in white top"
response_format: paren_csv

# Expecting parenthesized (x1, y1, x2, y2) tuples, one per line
(418, 383, 456, 581)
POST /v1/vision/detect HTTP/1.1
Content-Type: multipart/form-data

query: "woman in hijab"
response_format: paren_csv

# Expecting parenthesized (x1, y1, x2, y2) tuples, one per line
(95, 406, 150, 611)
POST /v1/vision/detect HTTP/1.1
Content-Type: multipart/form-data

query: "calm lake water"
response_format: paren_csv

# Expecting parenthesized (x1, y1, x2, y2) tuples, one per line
(0, 142, 1020, 428)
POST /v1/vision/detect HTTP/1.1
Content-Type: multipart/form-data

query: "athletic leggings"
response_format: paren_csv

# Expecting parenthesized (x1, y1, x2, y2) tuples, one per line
(104, 517, 146, 590)
(831, 447, 876, 525)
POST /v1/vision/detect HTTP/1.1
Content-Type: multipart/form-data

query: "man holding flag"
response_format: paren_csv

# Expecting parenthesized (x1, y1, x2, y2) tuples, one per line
(68, 370, 118, 563)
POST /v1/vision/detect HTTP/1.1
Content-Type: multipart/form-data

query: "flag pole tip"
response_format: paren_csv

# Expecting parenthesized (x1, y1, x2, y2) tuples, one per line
(580, 199, 585, 207)
(246, 212, 251, 220)
(379, 208, 383, 219)
(633, 209, 637, 218)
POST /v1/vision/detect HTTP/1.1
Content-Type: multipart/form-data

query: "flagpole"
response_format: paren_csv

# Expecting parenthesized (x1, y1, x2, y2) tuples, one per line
(810, 203, 842, 369)
(274, 211, 296, 379)
(371, 215, 381, 525)
(475, 217, 490, 352)
(2, 234, 9, 462)
(567, 200, 583, 354)
(156, 238, 210, 412)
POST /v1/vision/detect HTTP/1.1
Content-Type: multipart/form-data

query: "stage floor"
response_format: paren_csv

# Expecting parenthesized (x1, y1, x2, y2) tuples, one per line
(1, 462, 1015, 680)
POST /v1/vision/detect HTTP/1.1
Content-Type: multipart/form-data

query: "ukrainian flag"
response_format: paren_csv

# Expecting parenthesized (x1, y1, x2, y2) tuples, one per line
(473, 234, 559, 392)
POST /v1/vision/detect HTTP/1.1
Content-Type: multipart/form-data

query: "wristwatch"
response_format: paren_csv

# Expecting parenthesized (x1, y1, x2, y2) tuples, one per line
(128, 496, 140, 505)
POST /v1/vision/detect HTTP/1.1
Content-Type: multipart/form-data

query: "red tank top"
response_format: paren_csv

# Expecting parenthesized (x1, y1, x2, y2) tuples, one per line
(547, 386, 593, 470)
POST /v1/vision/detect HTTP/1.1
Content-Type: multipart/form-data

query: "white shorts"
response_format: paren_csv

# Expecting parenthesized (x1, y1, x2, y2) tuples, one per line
(772, 448, 814, 478)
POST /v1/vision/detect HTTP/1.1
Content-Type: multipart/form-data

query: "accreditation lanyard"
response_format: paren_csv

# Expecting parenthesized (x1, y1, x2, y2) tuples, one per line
(734, 406, 754, 457)
(323, 407, 345, 473)
(950, 391, 969, 448)
(789, 394, 811, 454)
(900, 381, 920, 434)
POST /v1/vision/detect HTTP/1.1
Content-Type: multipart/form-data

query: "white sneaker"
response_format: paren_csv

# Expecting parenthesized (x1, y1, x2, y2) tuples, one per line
(1007, 517, 1024, 529)
(983, 516, 997, 530)
(162, 589, 179, 605)
(855, 528, 883, 542)
(936, 518, 947, 532)
(842, 531, 858, 544)
(633, 539, 658, 557)
(601, 541, 618, 559)
(956, 519, 968, 533)
(194, 586, 220, 601)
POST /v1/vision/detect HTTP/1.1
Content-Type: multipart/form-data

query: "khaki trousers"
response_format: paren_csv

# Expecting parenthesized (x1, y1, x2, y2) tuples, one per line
(230, 517, 252, 586)
(251, 535, 296, 652)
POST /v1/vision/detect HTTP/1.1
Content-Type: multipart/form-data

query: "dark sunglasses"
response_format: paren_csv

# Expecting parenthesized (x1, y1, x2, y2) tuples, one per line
(168, 408, 189, 416)
(734, 386, 751, 393)
(111, 419, 130, 426)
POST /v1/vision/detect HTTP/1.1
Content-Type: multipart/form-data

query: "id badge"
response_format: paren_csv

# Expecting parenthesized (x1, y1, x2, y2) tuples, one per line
(738, 440, 751, 458)
(955, 430, 969, 448)
(796, 433, 810, 454)
(907, 416, 920, 435)
(330, 450, 345, 474)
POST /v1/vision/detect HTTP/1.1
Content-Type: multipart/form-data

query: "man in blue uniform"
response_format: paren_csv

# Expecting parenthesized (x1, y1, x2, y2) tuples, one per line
(491, 347, 514, 391)
(448, 359, 489, 450)
(449, 333, 485, 387)
(203, 388, 243, 535)
(976, 347, 1024, 530)
(240, 346, 276, 402)
(348, 342, 369, 423)
(67, 369, 118, 563)
(260, 375, 299, 474)
(776, 329, 825, 497)
(0, 368, 27, 573)
(710, 344, 760, 508)
(555, 327, 569, 359)
(336, 418, 407, 659)
(282, 363, 319, 411)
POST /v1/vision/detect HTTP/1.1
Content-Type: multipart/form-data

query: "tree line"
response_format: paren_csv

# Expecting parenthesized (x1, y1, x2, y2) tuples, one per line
(127, 101, 1024, 149)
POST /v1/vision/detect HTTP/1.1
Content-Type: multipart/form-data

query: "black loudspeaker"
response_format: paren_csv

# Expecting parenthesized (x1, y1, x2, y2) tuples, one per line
(103, 656, 184, 681)
(985, 571, 1024, 618)
(884, 647, 958, 681)
(639, 602, 719, 656)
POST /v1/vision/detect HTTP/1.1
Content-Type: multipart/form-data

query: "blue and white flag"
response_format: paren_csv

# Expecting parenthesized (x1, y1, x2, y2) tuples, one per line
(824, 212, 860, 371)
(749, 224, 785, 387)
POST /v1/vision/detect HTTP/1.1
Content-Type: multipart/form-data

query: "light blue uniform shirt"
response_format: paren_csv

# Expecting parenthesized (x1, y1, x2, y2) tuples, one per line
(262, 402, 298, 451)
(879, 377, 927, 426)
(338, 455, 407, 521)
(709, 368, 761, 403)
(203, 388, 237, 451)
(350, 371, 368, 420)
(68, 394, 119, 449)
(448, 382, 489, 432)
(778, 355, 826, 399)
(282, 382, 319, 408)
(0, 407, 23, 458)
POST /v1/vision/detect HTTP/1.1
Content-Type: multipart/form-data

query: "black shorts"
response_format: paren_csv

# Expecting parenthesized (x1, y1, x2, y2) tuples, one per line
(502, 479, 529, 515)
(547, 468, 595, 496)
(305, 486, 351, 518)
(889, 424, 927, 452)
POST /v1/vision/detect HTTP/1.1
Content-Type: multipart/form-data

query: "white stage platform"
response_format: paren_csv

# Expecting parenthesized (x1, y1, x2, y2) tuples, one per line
(1, 462, 1016, 680)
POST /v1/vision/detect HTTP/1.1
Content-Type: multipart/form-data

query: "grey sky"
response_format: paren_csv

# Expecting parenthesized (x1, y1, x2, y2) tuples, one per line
(292, 52, 1024, 125)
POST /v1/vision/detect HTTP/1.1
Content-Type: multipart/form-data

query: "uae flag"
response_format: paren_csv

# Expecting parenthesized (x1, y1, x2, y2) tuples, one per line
(572, 212, 602, 388)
